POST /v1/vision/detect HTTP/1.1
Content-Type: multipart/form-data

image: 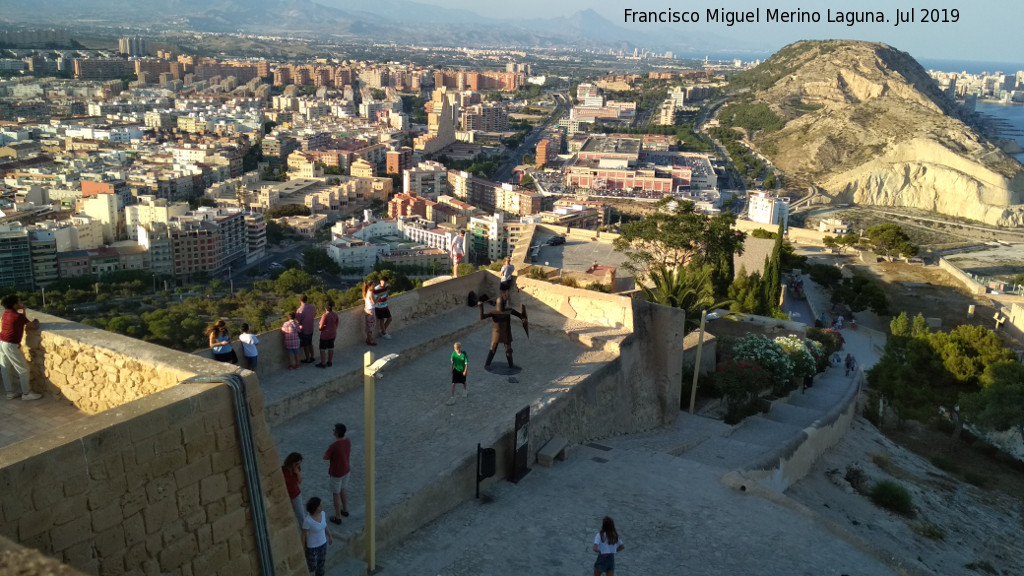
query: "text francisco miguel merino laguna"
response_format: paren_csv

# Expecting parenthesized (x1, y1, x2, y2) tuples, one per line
(624, 7, 960, 26)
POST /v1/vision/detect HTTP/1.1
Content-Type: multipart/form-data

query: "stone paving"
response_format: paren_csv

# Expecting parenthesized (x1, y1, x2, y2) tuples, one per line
(0, 389, 88, 450)
(318, 319, 890, 575)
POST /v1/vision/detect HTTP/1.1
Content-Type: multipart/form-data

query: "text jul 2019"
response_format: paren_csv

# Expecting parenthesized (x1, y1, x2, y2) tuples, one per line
(622, 8, 961, 27)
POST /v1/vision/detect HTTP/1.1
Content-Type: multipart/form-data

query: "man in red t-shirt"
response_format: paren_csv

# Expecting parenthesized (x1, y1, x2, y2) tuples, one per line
(322, 423, 351, 524)
(1, 294, 40, 401)
(296, 295, 317, 364)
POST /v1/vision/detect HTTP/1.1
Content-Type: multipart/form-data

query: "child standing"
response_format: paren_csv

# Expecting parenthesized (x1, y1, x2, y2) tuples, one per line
(239, 323, 259, 370)
(447, 342, 468, 406)
(0, 294, 41, 401)
(592, 516, 625, 576)
(301, 496, 332, 576)
(281, 312, 301, 370)
(322, 423, 351, 524)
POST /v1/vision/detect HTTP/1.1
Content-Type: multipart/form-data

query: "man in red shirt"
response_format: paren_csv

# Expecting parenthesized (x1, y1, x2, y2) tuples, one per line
(1, 294, 41, 401)
(323, 423, 351, 524)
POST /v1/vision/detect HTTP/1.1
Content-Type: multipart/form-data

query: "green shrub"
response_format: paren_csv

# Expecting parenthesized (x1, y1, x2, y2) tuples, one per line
(870, 480, 914, 516)
(963, 471, 988, 488)
(559, 277, 579, 288)
(930, 455, 961, 475)
(525, 267, 547, 280)
(912, 522, 945, 541)
(964, 560, 997, 574)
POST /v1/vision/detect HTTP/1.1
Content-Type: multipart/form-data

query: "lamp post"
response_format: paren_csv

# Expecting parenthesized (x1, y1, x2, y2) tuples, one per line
(363, 351, 398, 573)
(688, 309, 708, 414)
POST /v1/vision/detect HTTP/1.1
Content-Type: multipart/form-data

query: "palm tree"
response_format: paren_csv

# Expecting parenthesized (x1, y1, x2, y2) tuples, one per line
(640, 264, 733, 332)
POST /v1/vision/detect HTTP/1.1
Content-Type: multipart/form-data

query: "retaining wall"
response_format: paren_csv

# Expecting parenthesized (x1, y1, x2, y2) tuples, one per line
(938, 257, 989, 295)
(0, 315, 306, 576)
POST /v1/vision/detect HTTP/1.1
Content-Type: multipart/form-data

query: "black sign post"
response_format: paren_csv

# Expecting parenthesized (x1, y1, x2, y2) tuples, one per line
(509, 405, 531, 483)
(476, 443, 496, 499)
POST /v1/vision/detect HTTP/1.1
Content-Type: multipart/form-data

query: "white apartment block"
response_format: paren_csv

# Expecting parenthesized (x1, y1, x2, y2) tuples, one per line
(747, 191, 790, 230)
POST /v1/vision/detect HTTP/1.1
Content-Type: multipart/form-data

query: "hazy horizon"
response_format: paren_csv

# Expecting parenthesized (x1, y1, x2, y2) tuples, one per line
(426, 0, 1023, 65)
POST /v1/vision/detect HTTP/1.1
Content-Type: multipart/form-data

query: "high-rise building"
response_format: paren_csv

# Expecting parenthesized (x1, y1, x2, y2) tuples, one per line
(118, 36, 149, 56)
(386, 147, 413, 176)
(403, 161, 448, 199)
(27, 229, 58, 287)
(747, 191, 790, 230)
(0, 226, 34, 290)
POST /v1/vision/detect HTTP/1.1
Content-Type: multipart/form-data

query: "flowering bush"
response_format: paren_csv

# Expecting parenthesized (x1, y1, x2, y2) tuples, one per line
(775, 334, 817, 381)
(803, 338, 827, 373)
(714, 359, 771, 423)
(732, 334, 794, 393)
(807, 327, 844, 357)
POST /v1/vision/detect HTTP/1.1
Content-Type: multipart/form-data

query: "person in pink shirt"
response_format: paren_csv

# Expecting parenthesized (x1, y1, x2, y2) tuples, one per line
(281, 312, 301, 370)
(1, 294, 41, 401)
(296, 295, 317, 364)
(316, 301, 339, 368)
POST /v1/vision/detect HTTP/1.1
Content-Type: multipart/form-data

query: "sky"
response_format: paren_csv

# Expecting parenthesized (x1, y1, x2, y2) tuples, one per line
(424, 0, 1023, 66)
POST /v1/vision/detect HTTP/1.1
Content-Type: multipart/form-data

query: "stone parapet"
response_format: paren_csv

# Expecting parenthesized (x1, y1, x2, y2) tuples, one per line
(0, 317, 306, 576)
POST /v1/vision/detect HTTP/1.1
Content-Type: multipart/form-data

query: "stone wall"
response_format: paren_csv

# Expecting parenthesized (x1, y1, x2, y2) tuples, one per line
(25, 312, 230, 414)
(723, 369, 863, 492)
(514, 274, 635, 330)
(202, 272, 491, 375)
(0, 317, 306, 576)
(937, 256, 990, 295)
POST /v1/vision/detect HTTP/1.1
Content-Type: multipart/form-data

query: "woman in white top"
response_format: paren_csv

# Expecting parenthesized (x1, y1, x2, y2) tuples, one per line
(592, 516, 625, 576)
(499, 257, 515, 302)
(302, 496, 333, 576)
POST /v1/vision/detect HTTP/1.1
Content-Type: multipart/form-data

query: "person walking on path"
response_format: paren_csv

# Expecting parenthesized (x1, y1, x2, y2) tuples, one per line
(296, 295, 317, 364)
(447, 342, 468, 406)
(282, 452, 304, 528)
(372, 276, 393, 340)
(592, 516, 625, 576)
(281, 312, 302, 370)
(206, 320, 236, 364)
(323, 423, 351, 524)
(316, 302, 339, 368)
(499, 257, 516, 302)
(450, 230, 466, 277)
(239, 323, 259, 370)
(302, 496, 332, 576)
(0, 294, 41, 401)
(363, 282, 378, 347)
(478, 297, 527, 369)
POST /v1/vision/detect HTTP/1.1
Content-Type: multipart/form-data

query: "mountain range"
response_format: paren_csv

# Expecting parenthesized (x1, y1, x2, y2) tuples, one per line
(0, 0, 756, 55)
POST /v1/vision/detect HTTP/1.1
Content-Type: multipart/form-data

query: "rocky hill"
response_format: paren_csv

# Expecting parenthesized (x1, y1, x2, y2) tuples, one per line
(729, 41, 1024, 227)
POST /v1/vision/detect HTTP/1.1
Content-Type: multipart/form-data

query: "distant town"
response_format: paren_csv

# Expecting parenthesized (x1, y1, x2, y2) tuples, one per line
(0, 27, 1022, 295)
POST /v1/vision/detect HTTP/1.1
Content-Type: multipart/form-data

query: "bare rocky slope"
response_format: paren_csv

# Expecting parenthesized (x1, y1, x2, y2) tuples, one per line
(735, 40, 1024, 227)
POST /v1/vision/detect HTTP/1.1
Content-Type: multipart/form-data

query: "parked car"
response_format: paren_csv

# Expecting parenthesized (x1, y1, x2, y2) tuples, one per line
(547, 236, 566, 246)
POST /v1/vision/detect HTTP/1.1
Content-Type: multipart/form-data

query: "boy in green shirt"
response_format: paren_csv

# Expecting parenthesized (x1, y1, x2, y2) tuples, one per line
(447, 342, 468, 405)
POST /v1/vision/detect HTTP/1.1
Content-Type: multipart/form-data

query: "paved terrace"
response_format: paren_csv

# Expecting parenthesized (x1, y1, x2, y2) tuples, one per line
(350, 326, 895, 576)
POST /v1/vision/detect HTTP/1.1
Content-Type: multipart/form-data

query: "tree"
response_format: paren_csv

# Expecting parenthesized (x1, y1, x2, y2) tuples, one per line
(614, 198, 745, 288)
(865, 224, 918, 260)
(272, 268, 323, 297)
(640, 264, 731, 332)
(303, 247, 341, 276)
(266, 204, 311, 218)
(728, 267, 766, 314)
(960, 360, 1024, 443)
(822, 235, 839, 252)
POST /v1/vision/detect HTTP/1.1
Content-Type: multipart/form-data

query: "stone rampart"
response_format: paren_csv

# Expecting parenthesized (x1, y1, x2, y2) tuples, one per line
(937, 256, 990, 295)
(0, 316, 306, 576)
(202, 272, 491, 375)
(723, 369, 863, 492)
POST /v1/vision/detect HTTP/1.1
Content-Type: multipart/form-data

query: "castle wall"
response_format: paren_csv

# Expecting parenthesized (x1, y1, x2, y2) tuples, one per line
(0, 316, 306, 576)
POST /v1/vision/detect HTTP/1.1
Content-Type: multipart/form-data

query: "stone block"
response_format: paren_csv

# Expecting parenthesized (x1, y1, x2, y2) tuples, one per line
(120, 490, 148, 519)
(200, 474, 228, 505)
(91, 501, 124, 532)
(144, 476, 176, 504)
(536, 435, 568, 467)
(191, 542, 230, 575)
(98, 551, 127, 576)
(142, 497, 178, 535)
(49, 493, 87, 528)
(93, 525, 125, 558)
(176, 483, 201, 518)
(211, 508, 247, 544)
(182, 509, 208, 533)
(62, 540, 98, 574)
(122, 513, 145, 547)
(210, 449, 239, 474)
(147, 448, 187, 479)
(157, 534, 197, 572)
(51, 514, 92, 551)
(18, 506, 55, 541)
(87, 478, 127, 512)
(174, 456, 212, 489)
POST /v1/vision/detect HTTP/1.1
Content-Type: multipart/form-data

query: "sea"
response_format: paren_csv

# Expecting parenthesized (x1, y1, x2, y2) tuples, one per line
(975, 102, 1024, 165)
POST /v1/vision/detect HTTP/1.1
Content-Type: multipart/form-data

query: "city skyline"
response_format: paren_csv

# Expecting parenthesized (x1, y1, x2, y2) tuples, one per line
(421, 0, 1023, 65)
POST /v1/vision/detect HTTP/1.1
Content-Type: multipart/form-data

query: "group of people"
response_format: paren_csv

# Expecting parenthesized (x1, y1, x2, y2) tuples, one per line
(281, 423, 352, 576)
(206, 278, 396, 371)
